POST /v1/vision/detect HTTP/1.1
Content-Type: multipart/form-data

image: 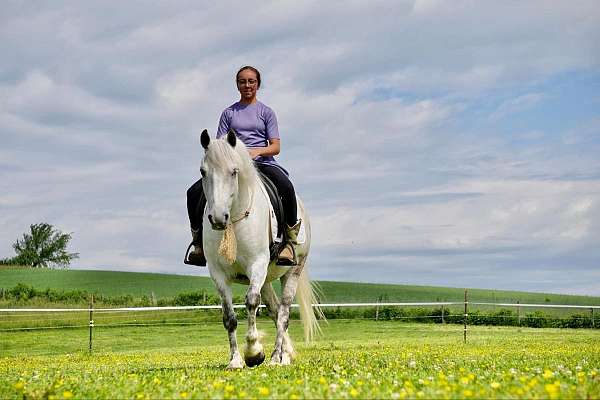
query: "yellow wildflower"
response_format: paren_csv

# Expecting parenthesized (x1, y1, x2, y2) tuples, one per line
(528, 378, 538, 388)
(14, 382, 25, 391)
(180, 392, 188, 399)
(490, 382, 500, 389)
(543, 370, 554, 379)
(544, 382, 560, 399)
(350, 388, 359, 397)
(62, 391, 74, 399)
(258, 387, 269, 396)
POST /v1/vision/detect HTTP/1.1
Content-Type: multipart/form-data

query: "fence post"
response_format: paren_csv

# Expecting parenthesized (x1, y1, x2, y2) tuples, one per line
(463, 289, 468, 343)
(591, 308, 595, 329)
(375, 296, 380, 321)
(89, 294, 94, 353)
(441, 306, 445, 324)
(517, 301, 521, 326)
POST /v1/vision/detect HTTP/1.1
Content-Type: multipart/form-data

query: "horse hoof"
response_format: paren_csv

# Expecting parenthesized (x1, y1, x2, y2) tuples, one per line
(245, 351, 265, 367)
(281, 352, 292, 365)
(226, 363, 243, 370)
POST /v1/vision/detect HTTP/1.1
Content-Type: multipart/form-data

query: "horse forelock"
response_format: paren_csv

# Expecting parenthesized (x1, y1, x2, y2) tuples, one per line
(204, 138, 258, 185)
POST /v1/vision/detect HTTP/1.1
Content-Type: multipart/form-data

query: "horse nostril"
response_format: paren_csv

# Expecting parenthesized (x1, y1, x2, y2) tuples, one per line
(224, 213, 229, 221)
(208, 214, 214, 224)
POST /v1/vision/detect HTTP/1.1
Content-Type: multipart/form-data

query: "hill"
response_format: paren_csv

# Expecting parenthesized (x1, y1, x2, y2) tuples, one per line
(1, 267, 599, 306)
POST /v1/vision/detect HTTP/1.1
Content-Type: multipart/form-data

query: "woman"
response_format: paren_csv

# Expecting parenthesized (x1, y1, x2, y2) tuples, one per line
(186, 66, 300, 266)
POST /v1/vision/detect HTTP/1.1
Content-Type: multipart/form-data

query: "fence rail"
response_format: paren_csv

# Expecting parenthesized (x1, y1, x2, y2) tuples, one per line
(2, 301, 599, 313)
(1, 296, 598, 351)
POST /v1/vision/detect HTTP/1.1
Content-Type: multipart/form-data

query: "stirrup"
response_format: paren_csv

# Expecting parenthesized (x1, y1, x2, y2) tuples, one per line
(276, 243, 297, 266)
(183, 242, 207, 267)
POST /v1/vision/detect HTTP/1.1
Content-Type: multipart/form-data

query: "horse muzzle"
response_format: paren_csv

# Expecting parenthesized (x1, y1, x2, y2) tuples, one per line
(208, 213, 228, 230)
(210, 223, 226, 231)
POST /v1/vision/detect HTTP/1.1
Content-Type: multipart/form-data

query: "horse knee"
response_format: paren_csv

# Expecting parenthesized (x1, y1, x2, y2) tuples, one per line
(223, 312, 237, 332)
(246, 292, 261, 310)
(280, 296, 293, 308)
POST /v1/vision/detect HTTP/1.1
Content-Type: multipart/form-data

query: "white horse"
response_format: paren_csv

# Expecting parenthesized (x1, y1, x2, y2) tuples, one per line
(199, 129, 323, 368)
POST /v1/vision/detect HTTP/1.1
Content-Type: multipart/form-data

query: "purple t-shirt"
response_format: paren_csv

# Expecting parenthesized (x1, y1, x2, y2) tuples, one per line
(217, 101, 283, 169)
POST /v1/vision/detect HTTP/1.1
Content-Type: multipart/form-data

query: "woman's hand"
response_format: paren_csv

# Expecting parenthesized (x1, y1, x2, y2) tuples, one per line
(248, 148, 263, 160)
(248, 139, 280, 159)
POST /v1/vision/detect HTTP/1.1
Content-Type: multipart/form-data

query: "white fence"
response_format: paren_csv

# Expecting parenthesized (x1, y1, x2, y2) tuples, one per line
(2, 301, 598, 313)
(1, 300, 598, 352)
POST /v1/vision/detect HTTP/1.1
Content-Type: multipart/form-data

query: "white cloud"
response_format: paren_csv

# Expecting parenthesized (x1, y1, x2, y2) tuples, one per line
(490, 93, 546, 120)
(1, 1, 599, 294)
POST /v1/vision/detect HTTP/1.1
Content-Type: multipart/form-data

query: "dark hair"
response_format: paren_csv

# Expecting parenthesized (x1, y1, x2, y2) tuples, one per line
(236, 65, 261, 88)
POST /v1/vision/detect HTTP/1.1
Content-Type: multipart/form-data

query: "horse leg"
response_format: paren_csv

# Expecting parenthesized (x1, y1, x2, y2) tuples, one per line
(213, 275, 243, 369)
(260, 282, 279, 324)
(243, 265, 268, 367)
(270, 269, 300, 365)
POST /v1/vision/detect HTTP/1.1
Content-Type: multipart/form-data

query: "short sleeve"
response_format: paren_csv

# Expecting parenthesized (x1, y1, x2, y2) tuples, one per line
(264, 106, 280, 140)
(216, 109, 231, 138)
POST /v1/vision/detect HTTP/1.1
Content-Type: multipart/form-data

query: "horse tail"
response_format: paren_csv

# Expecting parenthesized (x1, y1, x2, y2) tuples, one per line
(296, 260, 326, 343)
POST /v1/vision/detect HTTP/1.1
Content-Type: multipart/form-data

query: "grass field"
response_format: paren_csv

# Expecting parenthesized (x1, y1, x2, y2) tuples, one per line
(2, 267, 599, 305)
(1, 320, 599, 398)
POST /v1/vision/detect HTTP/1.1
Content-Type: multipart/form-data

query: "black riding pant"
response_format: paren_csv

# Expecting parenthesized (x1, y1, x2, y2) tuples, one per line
(186, 164, 297, 238)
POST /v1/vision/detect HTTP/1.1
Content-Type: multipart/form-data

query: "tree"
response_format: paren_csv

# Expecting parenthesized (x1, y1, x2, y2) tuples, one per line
(2, 223, 79, 268)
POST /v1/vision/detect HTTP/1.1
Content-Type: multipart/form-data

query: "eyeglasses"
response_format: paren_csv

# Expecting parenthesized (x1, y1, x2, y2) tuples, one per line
(237, 79, 258, 86)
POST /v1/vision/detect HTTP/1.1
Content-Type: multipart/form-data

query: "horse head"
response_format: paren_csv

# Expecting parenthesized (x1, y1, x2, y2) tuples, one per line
(200, 129, 254, 230)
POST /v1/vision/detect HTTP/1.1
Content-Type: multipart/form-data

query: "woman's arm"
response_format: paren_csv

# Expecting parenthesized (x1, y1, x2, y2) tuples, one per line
(249, 139, 280, 159)
(216, 110, 231, 138)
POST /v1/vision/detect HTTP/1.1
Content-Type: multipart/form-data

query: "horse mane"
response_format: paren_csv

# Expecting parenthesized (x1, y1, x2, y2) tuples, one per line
(204, 137, 259, 188)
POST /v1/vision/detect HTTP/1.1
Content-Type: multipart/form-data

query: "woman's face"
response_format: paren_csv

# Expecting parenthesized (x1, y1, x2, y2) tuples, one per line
(237, 69, 259, 102)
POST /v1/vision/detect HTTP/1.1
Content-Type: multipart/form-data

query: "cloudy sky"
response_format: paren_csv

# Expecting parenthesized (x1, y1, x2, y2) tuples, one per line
(2, 1, 599, 295)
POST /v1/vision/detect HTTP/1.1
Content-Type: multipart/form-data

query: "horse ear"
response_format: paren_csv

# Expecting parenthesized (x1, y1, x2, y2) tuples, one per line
(201, 129, 210, 149)
(227, 129, 237, 147)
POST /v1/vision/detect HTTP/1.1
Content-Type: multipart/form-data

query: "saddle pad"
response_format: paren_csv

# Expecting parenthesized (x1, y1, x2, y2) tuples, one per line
(296, 213, 306, 244)
(258, 180, 280, 244)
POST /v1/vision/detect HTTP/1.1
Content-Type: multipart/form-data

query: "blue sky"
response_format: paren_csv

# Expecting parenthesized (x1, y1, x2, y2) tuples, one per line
(1, 1, 599, 295)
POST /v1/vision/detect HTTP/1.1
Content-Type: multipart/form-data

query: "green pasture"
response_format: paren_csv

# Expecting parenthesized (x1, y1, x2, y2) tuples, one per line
(1, 320, 598, 399)
(2, 267, 599, 305)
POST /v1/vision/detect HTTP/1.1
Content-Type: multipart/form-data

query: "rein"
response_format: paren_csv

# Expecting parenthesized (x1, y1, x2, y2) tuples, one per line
(230, 186, 254, 224)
